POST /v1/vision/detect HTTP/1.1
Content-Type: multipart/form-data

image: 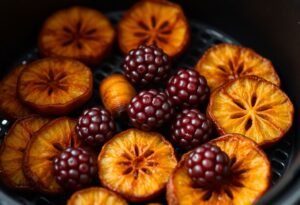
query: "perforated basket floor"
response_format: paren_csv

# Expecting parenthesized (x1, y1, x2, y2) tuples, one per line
(0, 12, 294, 205)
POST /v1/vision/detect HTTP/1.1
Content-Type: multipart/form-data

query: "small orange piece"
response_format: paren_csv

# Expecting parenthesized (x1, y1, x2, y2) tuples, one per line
(99, 74, 136, 117)
(0, 116, 49, 190)
(98, 128, 177, 202)
(0, 65, 33, 119)
(195, 43, 280, 91)
(67, 187, 128, 205)
(118, 0, 190, 58)
(24, 117, 82, 194)
(207, 76, 294, 146)
(167, 134, 271, 205)
(17, 58, 93, 115)
(39, 6, 115, 65)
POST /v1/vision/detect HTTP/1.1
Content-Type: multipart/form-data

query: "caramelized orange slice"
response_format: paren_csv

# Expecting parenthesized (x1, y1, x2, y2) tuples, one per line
(39, 6, 115, 65)
(0, 116, 49, 190)
(195, 43, 280, 91)
(0, 65, 33, 119)
(207, 76, 293, 146)
(118, 0, 190, 58)
(167, 134, 271, 205)
(17, 58, 93, 115)
(67, 187, 128, 205)
(98, 129, 177, 202)
(24, 117, 82, 194)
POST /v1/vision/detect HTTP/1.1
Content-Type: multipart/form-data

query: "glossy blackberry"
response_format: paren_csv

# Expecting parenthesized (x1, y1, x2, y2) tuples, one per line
(53, 147, 97, 190)
(186, 144, 230, 189)
(127, 89, 174, 131)
(171, 109, 212, 151)
(166, 68, 209, 108)
(76, 107, 115, 147)
(122, 44, 170, 86)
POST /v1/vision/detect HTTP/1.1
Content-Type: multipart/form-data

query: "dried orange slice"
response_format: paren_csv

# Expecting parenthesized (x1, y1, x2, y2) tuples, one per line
(207, 76, 293, 146)
(24, 117, 82, 194)
(195, 43, 280, 91)
(39, 6, 115, 65)
(67, 187, 128, 205)
(0, 116, 49, 190)
(98, 128, 177, 202)
(118, 0, 190, 58)
(0, 65, 33, 119)
(17, 58, 93, 115)
(167, 134, 271, 205)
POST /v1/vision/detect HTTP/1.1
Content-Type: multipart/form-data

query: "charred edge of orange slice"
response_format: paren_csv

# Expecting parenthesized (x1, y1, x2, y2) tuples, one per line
(117, 0, 190, 58)
(17, 57, 93, 116)
(0, 115, 50, 191)
(23, 117, 79, 194)
(207, 75, 294, 147)
(196, 43, 281, 90)
(67, 187, 128, 205)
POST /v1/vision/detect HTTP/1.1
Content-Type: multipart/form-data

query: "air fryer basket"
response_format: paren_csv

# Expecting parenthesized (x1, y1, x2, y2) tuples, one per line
(0, 0, 299, 204)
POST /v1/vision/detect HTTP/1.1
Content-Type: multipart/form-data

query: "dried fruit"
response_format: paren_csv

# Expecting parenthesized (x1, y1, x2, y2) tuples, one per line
(39, 6, 115, 65)
(195, 43, 280, 91)
(76, 107, 116, 146)
(207, 76, 294, 146)
(98, 129, 177, 202)
(67, 187, 128, 205)
(171, 109, 212, 151)
(166, 68, 209, 108)
(127, 90, 174, 131)
(0, 116, 49, 190)
(118, 0, 190, 58)
(53, 147, 97, 190)
(100, 74, 136, 117)
(24, 117, 82, 194)
(17, 58, 93, 115)
(167, 134, 271, 205)
(122, 45, 170, 86)
(0, 65, 33, 119)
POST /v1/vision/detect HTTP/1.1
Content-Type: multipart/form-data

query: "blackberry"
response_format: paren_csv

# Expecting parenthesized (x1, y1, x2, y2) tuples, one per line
(53, 147, 97, 190)
(166, 68, 209, 108)
(186, 144, 230, 189)
(122, 44, 170, 86)
(127, 89, 174, 131)
(171, 109, 212, 151)
(76, 107, 115, 147)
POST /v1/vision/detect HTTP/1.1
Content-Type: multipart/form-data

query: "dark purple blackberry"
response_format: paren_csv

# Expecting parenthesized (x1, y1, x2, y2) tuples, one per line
(122, 44, 170, 86)
(76, 107, 115, 147)
(171, 109, 212, 151)
(127, 89, 174, 131)
(53, 147, 97, 190)
(186, 144, 230, 188)
(166, 68, 209, 108)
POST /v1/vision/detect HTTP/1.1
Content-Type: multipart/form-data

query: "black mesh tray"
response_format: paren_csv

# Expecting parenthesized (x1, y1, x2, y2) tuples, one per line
(0, 12, 294, 205)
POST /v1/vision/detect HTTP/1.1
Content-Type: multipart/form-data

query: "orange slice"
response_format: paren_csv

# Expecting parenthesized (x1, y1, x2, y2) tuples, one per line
(207, 76, 294, 146)
(167, 134, 271, 205)
(98, 128, 177, 202)
(118, 0, 190, 58)
(195, 43, 280, 91)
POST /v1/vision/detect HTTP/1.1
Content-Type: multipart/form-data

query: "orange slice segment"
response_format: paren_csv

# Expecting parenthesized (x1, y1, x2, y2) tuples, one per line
(167, 134, 271, 205)
(67, 187, 128, 205)
(195, 43, 280, 91)
(98, 128, 177, 202)
(0, 116, 49, 190)
(118, 0, 190, 58)
(207, 76, 293, 146)
(24, 117, 82, 194)
(0, 65, 33, 119)
(17, 58, 93, 115)
(39, 6, 115, 65)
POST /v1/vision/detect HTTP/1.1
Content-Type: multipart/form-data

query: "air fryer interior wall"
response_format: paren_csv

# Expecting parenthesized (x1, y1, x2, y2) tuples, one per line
(0, 0, 299, 204)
